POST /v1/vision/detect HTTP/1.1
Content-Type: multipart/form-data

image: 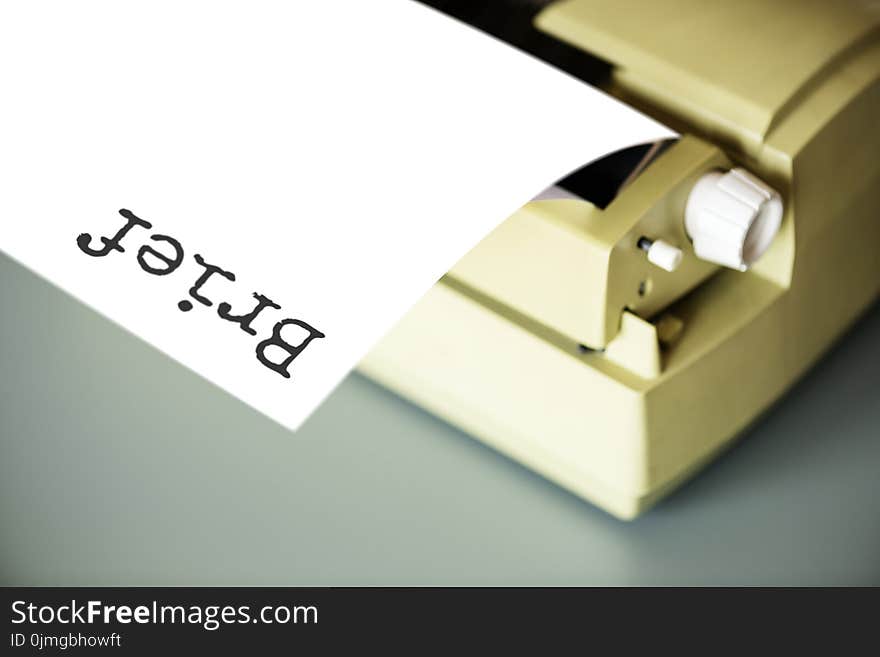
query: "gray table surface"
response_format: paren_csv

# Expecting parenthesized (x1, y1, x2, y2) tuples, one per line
(1, 251, 878, 586)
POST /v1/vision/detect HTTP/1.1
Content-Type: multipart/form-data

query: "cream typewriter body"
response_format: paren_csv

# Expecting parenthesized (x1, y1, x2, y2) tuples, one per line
(360, 0, 880, 518)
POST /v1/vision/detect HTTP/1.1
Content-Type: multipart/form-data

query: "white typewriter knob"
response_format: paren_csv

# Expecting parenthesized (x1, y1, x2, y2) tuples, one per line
(685, 168, 783, 271)
(638, 237, 683, 272)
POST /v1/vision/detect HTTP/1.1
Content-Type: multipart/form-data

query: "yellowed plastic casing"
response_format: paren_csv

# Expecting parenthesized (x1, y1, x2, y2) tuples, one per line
(359, 0, 880, 518)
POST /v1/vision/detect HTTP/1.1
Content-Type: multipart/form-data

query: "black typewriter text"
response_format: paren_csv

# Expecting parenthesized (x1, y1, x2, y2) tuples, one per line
(76, 208, 325, 379)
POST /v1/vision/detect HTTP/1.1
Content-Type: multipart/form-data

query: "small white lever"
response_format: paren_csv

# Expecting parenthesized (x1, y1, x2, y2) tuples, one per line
(638, 237, 683, 273)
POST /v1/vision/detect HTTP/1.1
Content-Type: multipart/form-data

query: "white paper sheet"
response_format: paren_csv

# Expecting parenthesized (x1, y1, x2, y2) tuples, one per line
(0, 0, 674, 430)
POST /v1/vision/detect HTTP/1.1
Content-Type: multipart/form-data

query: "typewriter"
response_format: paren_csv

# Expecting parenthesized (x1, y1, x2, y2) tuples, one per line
(360, 0, 880, 518)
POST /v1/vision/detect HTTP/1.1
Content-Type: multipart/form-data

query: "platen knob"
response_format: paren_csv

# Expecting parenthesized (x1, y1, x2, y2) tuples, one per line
(685, 168, 783, 271)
